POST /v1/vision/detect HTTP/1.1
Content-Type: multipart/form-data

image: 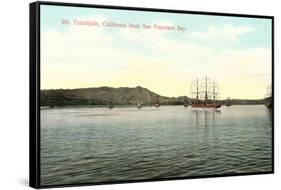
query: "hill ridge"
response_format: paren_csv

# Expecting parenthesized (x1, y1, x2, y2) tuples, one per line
(41, 86, 188, 106)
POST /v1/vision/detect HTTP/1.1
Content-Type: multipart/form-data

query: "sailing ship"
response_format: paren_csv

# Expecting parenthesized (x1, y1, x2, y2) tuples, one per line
(264, 86, 272, 108)
(190, 76, 221, 109)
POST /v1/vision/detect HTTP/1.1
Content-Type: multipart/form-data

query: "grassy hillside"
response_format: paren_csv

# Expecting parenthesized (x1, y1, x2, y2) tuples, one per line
(40, 86, 189, 107)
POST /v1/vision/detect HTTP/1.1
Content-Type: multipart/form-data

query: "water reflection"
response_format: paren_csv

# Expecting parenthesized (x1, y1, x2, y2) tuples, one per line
(191, 109, 222, 146)
(265, 108, 272, 124)
(192, 109, 221, 128)
(41, 105, 272, 185)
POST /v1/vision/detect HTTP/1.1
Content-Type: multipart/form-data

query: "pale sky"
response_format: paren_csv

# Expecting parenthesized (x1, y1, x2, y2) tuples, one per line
(40, 5, 272, 99)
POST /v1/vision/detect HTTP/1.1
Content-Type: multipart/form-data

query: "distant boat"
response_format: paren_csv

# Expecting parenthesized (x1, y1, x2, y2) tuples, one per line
(154, 103, 160, 108)
(137, 100, 143, 109)
(190, 76, 221, 109)
(265, 101, 272, 108)
(225, 97, 232, 106)
(154, 97, 160, 108)
(183, 97, 189, 107)
(264, 86, 272, 109)
(108, 101, 114, 109)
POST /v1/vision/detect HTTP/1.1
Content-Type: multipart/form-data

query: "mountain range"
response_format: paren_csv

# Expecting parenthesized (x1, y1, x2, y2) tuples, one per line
(40, 86, 265, 107)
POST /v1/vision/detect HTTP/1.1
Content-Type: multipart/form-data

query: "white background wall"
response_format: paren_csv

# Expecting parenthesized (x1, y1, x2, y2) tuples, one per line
(0, 0, 279, 189)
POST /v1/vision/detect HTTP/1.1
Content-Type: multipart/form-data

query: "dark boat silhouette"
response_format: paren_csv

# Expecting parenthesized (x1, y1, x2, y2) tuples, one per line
(264, 86, 272, 109)
(225, 97, 232, 106)
(137, 100, 143, 109)
(154, 96, 160, 108)
(183, 97, 189, 107)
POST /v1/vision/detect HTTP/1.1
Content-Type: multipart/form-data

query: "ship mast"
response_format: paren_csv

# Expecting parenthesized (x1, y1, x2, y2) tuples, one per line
(196, 78, 199, 103)
(213, 81, 216, 103)
(204, 76, 208, 104)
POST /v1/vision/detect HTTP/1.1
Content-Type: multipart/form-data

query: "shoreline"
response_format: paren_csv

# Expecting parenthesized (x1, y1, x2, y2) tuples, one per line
(40, 104, 266, 109)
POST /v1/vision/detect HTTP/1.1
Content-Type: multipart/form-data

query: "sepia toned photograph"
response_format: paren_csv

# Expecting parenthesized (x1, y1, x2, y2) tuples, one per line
(36, 2, 273, 187)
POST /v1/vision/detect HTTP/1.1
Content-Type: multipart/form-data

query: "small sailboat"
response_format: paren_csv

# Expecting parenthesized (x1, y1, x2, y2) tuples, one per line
(183, 97, 189, 107)
(108, 101, 114, 109)
(154, 97, 160, 108)
(137, 100, 143, 109)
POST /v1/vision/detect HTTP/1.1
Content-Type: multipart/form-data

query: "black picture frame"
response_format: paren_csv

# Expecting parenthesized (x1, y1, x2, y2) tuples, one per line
(30, 1, 274, 189)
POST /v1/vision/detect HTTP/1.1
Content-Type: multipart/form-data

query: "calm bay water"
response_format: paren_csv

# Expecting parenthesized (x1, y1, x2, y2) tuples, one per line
(41, 105, 272, 186)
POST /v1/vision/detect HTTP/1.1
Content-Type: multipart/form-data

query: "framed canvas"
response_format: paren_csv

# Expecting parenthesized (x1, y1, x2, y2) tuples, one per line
(29, 1, 274, 188)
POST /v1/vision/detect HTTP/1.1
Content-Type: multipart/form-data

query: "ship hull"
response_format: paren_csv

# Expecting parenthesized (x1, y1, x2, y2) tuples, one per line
(154, 103, 160, 108)
(265, 102, 272, 108)
(264, 96, 272, 109)
(191, 103, 221, 108)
